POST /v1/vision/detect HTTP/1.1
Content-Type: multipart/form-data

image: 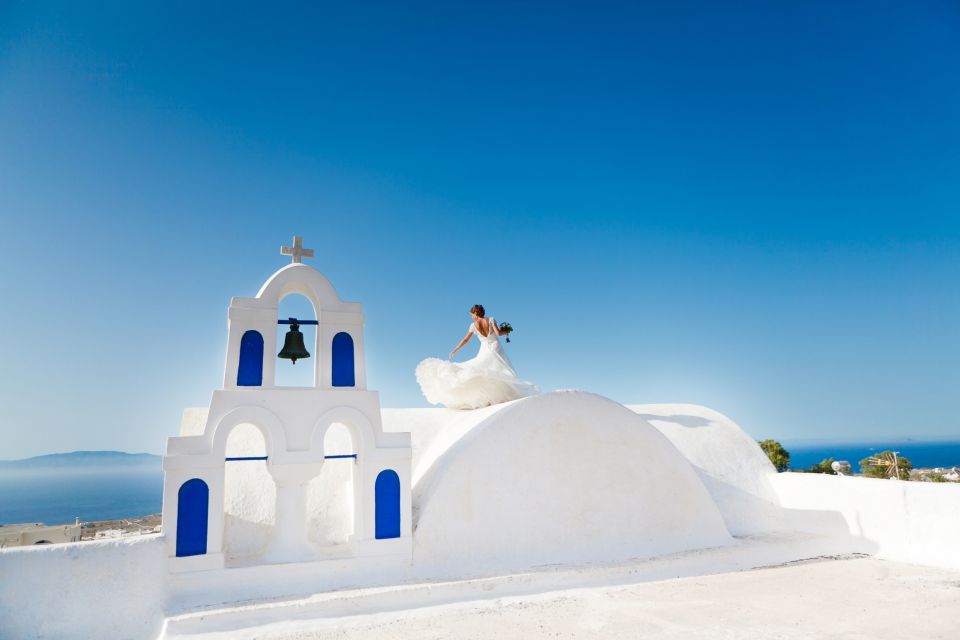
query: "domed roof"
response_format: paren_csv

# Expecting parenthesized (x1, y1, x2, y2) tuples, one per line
(406, 391, 733, 574)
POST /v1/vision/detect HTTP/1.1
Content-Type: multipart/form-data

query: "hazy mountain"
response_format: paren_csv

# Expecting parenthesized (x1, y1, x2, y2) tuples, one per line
(0, 451, 162, 470)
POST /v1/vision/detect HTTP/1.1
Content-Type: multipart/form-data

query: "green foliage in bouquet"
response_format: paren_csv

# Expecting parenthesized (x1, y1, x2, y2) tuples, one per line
(498, 321, 514, 342)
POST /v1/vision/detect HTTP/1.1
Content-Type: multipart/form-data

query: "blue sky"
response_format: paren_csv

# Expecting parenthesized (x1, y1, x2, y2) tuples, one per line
(1, 1, 958, 458)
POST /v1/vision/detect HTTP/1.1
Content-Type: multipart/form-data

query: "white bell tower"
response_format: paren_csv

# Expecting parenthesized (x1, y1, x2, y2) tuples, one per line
(161, 237, 413, 572)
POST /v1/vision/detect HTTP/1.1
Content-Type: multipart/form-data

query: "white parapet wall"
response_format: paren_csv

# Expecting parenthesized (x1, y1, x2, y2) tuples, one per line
(0, 534, 167, 639)
(771, 472, 960, 569)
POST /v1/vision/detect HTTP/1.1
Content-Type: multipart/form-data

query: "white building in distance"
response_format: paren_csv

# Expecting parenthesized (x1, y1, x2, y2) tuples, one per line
(0, 521, 81, 548)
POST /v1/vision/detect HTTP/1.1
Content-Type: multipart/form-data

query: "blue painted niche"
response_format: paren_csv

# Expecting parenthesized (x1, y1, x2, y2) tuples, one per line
(237, 330, 264, 386)
(375, 469, 401, 539)
(332, 332, 355, 387)
(176, 478, 209, 557)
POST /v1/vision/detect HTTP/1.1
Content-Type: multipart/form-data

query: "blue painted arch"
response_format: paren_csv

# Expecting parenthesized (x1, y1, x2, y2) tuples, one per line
(375, 469, 401, 539)
(237, 330, 264, 386)
(332, 332, 355, 387)
(176, 478, 209, 557)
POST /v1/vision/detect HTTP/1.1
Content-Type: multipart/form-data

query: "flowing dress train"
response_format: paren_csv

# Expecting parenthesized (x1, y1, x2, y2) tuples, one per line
(416, 319, 538, 409)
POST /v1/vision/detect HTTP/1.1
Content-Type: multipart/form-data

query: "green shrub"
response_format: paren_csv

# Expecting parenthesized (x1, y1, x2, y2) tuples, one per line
(758, 439, 790, 472)
(804, 458, 836, 474)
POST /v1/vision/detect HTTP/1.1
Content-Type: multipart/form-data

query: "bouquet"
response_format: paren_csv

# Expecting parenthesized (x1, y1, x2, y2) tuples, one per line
(497, 321, 514, 342)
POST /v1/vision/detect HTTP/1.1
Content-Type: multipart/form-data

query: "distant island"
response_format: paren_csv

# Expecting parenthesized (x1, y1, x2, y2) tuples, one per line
(0, 451, 162, 470)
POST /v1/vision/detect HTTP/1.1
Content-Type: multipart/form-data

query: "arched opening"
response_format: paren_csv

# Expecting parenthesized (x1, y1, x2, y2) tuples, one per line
(34, 540, 52, 545)
(307, 422, 356, 549)
(237, 330, 264, 386)
(176, 478, 209, 557)
(223, 423, 275, 563)
(275, 293, 318, 387)
(375, 469, 401, 540)
(332, 332, 355, 387)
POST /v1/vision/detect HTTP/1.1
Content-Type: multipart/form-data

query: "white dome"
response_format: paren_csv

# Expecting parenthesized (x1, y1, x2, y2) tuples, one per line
(400, 391, 733, 576)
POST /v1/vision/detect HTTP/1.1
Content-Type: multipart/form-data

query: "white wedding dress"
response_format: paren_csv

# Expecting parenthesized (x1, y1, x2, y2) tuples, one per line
(416, 319, 539, 410)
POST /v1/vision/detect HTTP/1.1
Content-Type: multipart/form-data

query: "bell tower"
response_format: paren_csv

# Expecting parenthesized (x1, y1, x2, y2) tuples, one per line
(222, 236, 368, 391)
(161, 237, 412, 573)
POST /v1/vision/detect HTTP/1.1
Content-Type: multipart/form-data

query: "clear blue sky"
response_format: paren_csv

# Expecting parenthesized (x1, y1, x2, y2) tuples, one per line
(1, 1, 958, 459)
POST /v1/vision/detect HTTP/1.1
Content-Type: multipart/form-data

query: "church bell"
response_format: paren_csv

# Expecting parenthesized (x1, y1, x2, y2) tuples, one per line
(278, 319, 311, 364)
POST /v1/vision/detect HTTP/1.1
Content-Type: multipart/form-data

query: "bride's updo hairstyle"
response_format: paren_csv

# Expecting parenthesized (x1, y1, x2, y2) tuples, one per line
(470, 304, 485, 318)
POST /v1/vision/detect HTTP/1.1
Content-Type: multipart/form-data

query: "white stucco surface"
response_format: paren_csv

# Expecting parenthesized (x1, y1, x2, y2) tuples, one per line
(626, 403, 787, 535)
(163, 557, 959, 640)
(306, 424, 356, 548)
(179, 408, 208, 436)
(222, 423, 275, 561)
(771, 471, 960, 569)
(0, 535, 166, 640)
(382, 402, 509, 483)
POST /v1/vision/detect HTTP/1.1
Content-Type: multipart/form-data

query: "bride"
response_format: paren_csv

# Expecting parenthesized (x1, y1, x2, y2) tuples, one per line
(416, 304, 538, 409)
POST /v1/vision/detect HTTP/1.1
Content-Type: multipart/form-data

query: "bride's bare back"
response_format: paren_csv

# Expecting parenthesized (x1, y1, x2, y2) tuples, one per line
(451, 307, 502, 359)
(475, 317, 492, 337)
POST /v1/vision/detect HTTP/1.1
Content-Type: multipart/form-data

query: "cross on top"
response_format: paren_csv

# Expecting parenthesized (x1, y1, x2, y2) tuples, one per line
(280, 236, 314, 264)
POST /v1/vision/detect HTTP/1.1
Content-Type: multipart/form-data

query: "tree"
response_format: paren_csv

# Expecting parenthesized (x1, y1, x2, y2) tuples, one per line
(758, 439, 790, 472)
(859, 451, 912, 480)
(804, 458, 836, 474)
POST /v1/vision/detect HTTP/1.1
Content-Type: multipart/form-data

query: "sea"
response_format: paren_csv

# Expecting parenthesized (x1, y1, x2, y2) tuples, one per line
(784, 440, 960, 471)
(0, 466, 163, 526)
(1, 441, 959, 526)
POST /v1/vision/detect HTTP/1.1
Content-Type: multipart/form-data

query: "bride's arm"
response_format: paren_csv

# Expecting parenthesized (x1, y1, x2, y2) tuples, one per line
(490, 318, 502, 336)
(449, 330, 473, 359)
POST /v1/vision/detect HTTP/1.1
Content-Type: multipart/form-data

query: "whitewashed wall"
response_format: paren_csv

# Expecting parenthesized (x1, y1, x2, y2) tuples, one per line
(0, 535, 166, 639)
(772, 472, 960, 569)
